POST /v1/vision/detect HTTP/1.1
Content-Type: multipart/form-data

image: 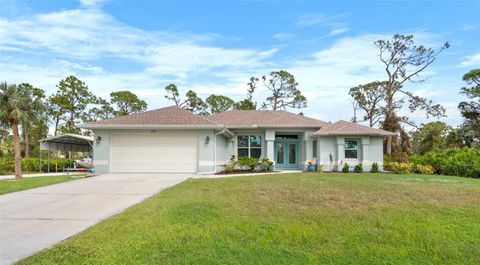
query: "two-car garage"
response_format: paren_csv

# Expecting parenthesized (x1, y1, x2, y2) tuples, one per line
(109, 132, 198, 173)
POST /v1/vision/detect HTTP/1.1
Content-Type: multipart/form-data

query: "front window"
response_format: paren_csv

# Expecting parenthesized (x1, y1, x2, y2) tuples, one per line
(238, 135, 262, 158)
(345, 139, 358, 159)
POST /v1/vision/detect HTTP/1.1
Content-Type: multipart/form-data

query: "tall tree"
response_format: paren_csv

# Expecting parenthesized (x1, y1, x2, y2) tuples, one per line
(458, 69, 480, 139)
(0, 82, 41, 179)
(260, 70, 307, 110)
(49, 76, 96, 134)
(446, 125, 476, 148)
(206, 95, 235, 114)
(164, 84, 208, 115)
(235, 77, 258, 110)
(375, 34, 449, 154)
(85, 97, 114, 122)
(412, 121, 449, 155)
(18, 83, 47, 158)
(47, 96, 64, 136)
(110, 91, 147, 116)
(164, 84, 182, 106)
(184, 90, 208, 115)
(348, 81, 386, 127)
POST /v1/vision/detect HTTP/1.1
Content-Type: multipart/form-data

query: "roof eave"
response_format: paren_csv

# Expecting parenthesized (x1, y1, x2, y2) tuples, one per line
(77, 124, 224, 130)
(224, 125, 325, 129)
(313, 132, 396, 137)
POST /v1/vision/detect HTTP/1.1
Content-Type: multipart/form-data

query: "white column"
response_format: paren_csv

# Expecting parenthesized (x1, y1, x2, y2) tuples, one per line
(265, 129, 275, 160)
(336, 136, 345, 170)
(304, 139, 313, 171)
(362, 136, 370, 171)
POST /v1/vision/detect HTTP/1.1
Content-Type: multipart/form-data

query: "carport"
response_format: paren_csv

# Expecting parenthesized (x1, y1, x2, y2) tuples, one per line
(39, 133, 94, 173)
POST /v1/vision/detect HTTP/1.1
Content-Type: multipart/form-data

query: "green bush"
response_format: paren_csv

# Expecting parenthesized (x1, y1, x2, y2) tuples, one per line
(354, 164, 363, 173)
(235, 157, 259, 171)
(370, 162, 379, 173)
(341, 163, 350, 173)
(0, 157, 74, 174)
(411, 148, 480, 178)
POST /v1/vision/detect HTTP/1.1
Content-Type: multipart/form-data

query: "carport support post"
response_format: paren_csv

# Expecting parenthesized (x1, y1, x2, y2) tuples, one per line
(39, 149, 42, 173)
(47, 144, 50, 173)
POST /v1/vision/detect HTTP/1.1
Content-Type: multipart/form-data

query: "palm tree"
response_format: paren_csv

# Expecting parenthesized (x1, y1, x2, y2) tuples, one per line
(0, 82, 38, 179)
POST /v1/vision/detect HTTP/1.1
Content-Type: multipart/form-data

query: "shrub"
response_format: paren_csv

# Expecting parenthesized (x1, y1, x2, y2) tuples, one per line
(370, 162, 379, 173)
(411, 148, 480, 178)
(316, 164, 323, 172)
(341, 163, 349, 173)
(0, 157, 74, 174)
(224, 164, 234, 174)
(388, 162, 414, 174)
(259, 158, 274, 172)
(414, 164, 434, 174)
(235, 157, 259, 171)
(354, 164, 363, 173)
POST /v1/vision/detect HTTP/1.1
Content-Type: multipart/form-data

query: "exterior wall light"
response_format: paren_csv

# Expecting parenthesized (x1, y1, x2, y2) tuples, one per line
(205, 136, 210, 144)
(96, 136, 102, 144)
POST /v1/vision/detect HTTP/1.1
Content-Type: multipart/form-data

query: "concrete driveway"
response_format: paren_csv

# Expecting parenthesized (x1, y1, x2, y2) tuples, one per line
(0, 173, 191, 265)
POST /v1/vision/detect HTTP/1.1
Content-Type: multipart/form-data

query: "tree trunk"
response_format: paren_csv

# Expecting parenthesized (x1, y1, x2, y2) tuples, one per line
(24, 130, 30, 158)
(386, 136, 392, 155)
(12, 122, 23, 179)
(54, 116, 59, 136)
(384, 88, 394, 155)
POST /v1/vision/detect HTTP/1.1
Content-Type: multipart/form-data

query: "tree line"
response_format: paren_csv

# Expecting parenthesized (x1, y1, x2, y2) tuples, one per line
(163, 70, 307, 115)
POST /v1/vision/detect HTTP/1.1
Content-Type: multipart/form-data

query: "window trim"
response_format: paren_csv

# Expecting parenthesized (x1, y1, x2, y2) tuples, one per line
(344, 139, 359, 159)
(237, 135, 262, 158)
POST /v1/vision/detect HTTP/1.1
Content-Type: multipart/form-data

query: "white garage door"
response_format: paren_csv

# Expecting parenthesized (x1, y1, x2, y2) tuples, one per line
(110, 132, 198, 173)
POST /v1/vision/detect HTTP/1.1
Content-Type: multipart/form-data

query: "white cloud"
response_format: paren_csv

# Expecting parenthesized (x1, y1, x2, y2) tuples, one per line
(273, 32, 295, 40)
(329, 27, 349, 36)
(461, 52, 480, 66)
(79, 0, 109, 7)
(0, 7, 277, 106)
(295, 13, 348, 27)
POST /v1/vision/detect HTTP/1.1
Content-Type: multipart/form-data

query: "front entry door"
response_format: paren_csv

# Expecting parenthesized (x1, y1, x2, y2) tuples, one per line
(275, 141, 299, 169)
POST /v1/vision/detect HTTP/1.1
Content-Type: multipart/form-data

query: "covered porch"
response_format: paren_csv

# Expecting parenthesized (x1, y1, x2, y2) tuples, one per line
(264, 130, 318, 171)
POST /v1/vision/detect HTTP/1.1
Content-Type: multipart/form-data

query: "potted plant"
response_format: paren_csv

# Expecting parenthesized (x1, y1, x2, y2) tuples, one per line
(260, 158, 274, 172)
(307, 160, 316, 171)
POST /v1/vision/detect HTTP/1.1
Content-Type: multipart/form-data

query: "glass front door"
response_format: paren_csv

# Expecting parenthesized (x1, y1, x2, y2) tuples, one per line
(274, 141, 299, 169)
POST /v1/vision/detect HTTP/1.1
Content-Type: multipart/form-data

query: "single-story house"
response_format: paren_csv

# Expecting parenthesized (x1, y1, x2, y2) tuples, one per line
(79, 106, 395, 174)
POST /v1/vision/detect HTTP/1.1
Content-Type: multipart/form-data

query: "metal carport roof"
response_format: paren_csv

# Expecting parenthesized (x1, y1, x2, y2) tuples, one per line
(40, 133, 94, 152)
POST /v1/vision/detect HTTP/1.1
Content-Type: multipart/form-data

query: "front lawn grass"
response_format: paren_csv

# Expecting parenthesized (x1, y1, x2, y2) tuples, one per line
(18, 173, 480, 265)
(0, 174, 86, 195)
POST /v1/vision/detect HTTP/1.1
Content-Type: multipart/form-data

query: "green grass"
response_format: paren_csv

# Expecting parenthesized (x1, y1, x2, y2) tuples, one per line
(0, 174, 85, 195)
(18, 173, 480, 265)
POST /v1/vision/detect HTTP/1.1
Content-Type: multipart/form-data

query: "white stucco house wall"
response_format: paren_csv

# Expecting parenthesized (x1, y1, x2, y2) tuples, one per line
(79, 106, 395, 174)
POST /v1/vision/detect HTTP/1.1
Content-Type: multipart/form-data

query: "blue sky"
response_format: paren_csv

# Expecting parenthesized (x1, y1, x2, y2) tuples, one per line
(1, 0, 479, 129)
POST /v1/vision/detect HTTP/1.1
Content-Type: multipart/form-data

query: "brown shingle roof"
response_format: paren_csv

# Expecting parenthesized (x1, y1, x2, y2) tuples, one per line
(81, 106, 219, 127)
(207, 110, 329, 128)
(313, 120, 396, 136)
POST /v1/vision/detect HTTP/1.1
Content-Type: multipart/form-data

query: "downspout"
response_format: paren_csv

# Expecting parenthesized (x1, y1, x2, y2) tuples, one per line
(212, 128, 226, 173)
